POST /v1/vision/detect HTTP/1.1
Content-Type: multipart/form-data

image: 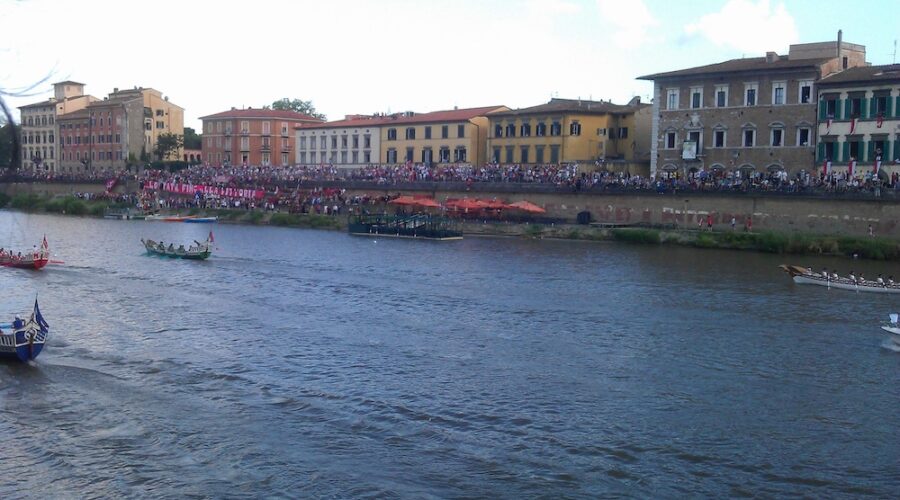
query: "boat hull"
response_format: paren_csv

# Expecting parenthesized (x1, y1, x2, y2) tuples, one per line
(0, 303, 49, 362)
(791, 275, 900, 293)
(183, 217, 218, 223)
(142, 239, 211, 260)
(0, 256, 49, 270)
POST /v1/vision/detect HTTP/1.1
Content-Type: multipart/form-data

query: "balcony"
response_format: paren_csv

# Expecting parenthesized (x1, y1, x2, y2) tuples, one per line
(224, 129, 233, 136)
(261, 144, 271, 152)
(240, 129, 249, 135)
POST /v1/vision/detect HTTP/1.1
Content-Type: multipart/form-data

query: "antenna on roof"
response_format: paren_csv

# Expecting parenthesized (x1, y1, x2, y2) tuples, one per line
(893, 39, 897, 64)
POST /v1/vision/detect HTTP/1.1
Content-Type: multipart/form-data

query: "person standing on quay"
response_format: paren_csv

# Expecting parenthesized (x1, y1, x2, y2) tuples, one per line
(731, 216, 736, 231)
(746, 216, 752, 232)
(707, 214, 713, 232)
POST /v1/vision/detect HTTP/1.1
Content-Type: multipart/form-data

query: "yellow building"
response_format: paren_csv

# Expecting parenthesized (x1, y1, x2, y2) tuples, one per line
(108, 86, 185, 160)
(486, 98, 651, 173)
(379, 105, 508, 166)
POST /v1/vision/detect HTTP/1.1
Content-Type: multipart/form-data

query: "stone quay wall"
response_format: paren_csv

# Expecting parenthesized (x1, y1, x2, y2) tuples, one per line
(3, 180, 899, 238)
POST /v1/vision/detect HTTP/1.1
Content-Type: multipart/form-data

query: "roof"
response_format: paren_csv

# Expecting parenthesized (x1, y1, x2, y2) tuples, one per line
(18, 99, 59, 110)
(199, 108, 324, 122)
(53, 80, 85, 86)
(818, 64, 900, 86)
(638, 55, 829, 80)
(488, 98, 644, 118)
(57, 109, 91, 121)
(298, 105, 507, 130)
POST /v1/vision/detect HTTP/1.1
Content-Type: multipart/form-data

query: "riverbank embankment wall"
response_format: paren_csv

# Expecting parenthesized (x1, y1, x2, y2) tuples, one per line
(4, 181, 899, 238)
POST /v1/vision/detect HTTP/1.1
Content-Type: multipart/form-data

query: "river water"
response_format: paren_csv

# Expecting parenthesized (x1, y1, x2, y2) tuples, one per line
(0, 211, 897, 498)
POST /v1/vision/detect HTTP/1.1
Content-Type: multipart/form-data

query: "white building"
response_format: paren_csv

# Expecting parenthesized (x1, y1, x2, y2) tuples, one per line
(295, 115, 384, 168)
(18, 81, 98, 172)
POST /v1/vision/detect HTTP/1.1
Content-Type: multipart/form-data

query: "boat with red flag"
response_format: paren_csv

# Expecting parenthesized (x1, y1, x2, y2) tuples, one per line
(0, 236, 50, 270)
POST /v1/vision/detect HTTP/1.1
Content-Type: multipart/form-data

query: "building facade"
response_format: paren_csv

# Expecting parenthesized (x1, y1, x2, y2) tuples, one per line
(295, 115, 382, 168)
(639, 35, 867, 178)
(378, 106, 506, 166)
(107, 87, 185, 161)
(815, 64, 900, 177)
(201, 108, 323, 167)
(485, 98, 651, 172)
(18, 81, 98, 172)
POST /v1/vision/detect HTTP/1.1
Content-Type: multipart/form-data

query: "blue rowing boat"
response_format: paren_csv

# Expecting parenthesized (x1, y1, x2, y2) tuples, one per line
(0, 299, 49, 362)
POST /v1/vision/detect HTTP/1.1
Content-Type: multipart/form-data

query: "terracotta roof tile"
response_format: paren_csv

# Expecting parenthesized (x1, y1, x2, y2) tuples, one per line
(488, 98, 645, 117)
(199, 108, 325, 122)
(298, 105, 507, 129)
(818, 64, 900, 86)
(638, 56, 830, 80)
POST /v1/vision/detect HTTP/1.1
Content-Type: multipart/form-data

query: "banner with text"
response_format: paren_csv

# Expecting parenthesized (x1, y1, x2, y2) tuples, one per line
(154, 182, 265, 200)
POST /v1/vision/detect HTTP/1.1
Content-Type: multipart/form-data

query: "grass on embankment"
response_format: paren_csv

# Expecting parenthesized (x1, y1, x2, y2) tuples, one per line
(598, 227, 900, 260)
(2, 193, 344, 230)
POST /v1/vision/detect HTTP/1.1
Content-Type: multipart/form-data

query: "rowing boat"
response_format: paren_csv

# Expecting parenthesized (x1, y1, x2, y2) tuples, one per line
(780, 265, 900, 293)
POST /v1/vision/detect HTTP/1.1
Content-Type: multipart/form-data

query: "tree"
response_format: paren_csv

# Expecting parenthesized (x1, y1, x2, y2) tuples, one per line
(153, 133, 184, 161)
(0, 122, 17, 169)
(183, 127, 202, 150)
(265, 98, 326, 120)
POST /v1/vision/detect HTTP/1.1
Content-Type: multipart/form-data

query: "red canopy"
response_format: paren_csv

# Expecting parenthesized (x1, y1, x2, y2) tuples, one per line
(507, 200, 546, 213)
(388, 195, 418, 206)
(389, 195, 441, 208)
(477, 198, 509, 209)
(445, 198, 488, 211)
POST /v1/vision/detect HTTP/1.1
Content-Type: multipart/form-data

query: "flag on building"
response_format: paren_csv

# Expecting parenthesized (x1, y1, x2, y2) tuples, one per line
(875, 158, 882, 175)
(849, 117, 857, 134)
(848, 159, 856, 177)
(876, 114, 884, 128)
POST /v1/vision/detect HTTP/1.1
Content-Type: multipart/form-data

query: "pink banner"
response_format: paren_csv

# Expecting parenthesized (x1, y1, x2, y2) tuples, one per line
(152, 182, 265, 200)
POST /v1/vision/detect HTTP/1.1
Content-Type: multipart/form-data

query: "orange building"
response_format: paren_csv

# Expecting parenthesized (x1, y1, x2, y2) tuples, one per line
(201, 108, 323, 167)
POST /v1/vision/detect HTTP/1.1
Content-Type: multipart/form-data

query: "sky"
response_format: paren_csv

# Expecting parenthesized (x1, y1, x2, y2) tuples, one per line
(1, 0, 898, 131)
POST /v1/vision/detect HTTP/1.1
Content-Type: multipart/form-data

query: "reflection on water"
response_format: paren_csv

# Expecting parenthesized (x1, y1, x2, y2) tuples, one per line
(0, 211, 898, 498)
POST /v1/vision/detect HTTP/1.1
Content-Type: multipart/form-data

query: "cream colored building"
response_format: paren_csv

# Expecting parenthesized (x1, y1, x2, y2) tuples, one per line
(295, 115, 383, 167)
(107, 87, 185, 160)
(18, 81, 98, 172)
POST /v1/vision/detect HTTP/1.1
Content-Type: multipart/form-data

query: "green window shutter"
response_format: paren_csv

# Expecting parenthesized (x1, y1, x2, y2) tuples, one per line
(887, 140, 894, 162)
(868, 98, 875, 118)
(860, 98, 868, 119)
(895, 96, 900, 118)
(841, 141, 849, 162)
(843, 99, 851, 120)
(866, 141, 874, 162)
(817, 143, 825, 162)
(818, 101, 827, 120)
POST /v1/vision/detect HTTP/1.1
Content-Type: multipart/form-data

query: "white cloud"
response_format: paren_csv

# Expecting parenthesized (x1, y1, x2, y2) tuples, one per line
(596, 0, 659, 49)
(685, 0, 799, 55)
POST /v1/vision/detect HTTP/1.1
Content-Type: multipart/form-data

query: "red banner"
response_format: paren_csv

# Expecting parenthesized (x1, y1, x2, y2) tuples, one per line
(152, 182, 265, 200)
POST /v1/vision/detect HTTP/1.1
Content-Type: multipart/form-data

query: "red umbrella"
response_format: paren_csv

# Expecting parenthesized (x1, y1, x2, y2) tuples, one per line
(477, 198, 509, 210)
(411, 197, 442, 208)
(388, 195, 418, 206)
(507, 200, 546, 213)
(445, 198, 488, 211)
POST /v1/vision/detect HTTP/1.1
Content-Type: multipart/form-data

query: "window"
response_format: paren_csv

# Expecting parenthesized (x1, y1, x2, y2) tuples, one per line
(441, 125, 449, 139)
(505, 146, 514, 163)
(569, 121, 581, 136)
(849, 96, 862, 118)
(772, 81, 786, 105)
(520, 146, 529, 163)
(848, 140, 861, 160)
(824, 142, 836, 160)
(240, 136, 249, 150)
(352, 135, 359, 148)
(743, 129, 755, 147)
(405, 147, 413, 162)
(715, 85, 728, 107)
(550, 122, 561, 136)
(309, 152, 316, 164)
(797, 127, 811, 147)
(281, 123, 289, 135)
(320, 136, 327, 149)
(535, 146, 545, 164)
(619, 127, 628, 139)
(387, 149, 397, 163)
(156, 109, 164, 117)
(492, 147, 501, 163)
(216, 122, 222, 133)
(424, 126, 432, 139)
(405, 127, 416, 140)
(688, 131, 701, 150)
(666, 132, 676, 149)
(714, 130, 725, 148)
(364, 134, 371, 148)
(439, 147, 450, 162)
(666, 88, 679, 110)
(799, 81, 813, 104)
(550, 145, 560, 163)
(387, 128, 397, 140)
(454, 147, 467, 162)
(771, 128, 783, 147)
(494, 124, 502, 137)
(340, 151, 347, 164)
(744, 83, 758, 106)
(364, 151, 371, 163)
(261, 152, 270, 166)
(341, 135, 348, 149)
(352, 151, 359, 163)
(506, 123, 516, 137)
(299, 152, 306, 164)
(262, 121, 271, 134)
(331, 136, 337, 149)
(825, 97, 838, 118)
(457, 124, 465, 138)
(262, 137, 270, 149)
(299, 137, 307, 149)
(690, 87, 702, 109)
(536, 123, 546, 136)
(156, 121, 165, 129)
(521, 122, 531, 137)
(874, 94, 889, 117)
(240, 121, 249, 133)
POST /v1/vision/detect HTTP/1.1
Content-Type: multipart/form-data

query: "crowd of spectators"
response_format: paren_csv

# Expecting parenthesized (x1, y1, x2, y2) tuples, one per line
(8, 161, 900, 198)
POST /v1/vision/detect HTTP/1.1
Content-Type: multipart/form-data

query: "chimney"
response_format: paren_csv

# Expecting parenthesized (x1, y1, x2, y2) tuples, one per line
(766, 51, 778, 63)
(837, 29, 843, 58)
(113, 87, 118, 93)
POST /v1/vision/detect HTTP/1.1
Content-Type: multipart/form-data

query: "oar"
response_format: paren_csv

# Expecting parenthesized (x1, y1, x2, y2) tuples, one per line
(49, 260, 65, 265)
